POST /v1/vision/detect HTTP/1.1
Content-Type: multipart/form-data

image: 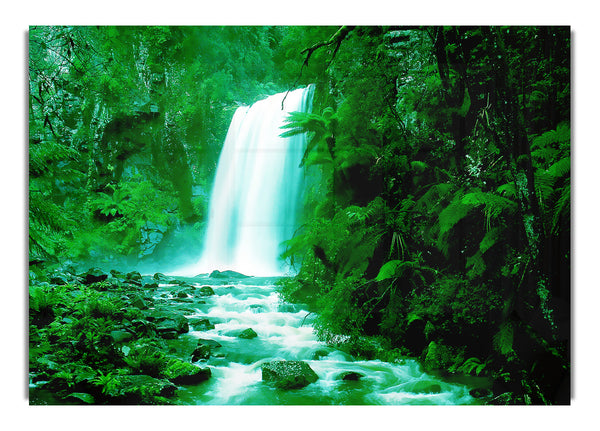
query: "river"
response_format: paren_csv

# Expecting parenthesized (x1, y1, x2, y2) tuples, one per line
(155, 274, 479, 405)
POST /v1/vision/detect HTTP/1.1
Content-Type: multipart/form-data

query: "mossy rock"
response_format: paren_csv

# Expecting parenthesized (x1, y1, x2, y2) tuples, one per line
(238, 328, 258, 339)
(197, 286, 215, 296)
(422, 341, 456, 372)
(261, 360, 318, 390)
(162, 358, 211, 385)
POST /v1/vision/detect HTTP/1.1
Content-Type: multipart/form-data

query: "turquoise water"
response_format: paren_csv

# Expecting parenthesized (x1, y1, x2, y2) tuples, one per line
(158, 276, 478, 405)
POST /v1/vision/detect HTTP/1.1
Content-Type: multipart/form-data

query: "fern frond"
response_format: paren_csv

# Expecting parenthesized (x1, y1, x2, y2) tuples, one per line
(415, 182, 456, 213)
(531, 146, 559, 165)
(531, 130, 558, 150)
(534, 170, 556, 206)
(466, 251, 486, 278)
(29, 140, 79, 177)
(547, 156, 570, 179)
(496, 182, 516, 199)
(552, 183, 570, 234)
(493, 322, 514, 357)
(438, 197, 471, 235)
(461, 191, 517, 219)
(479, 226, 503, 254)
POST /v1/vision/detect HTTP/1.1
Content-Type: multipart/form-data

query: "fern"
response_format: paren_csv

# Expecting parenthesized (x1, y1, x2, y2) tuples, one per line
(457, 357, 487, 376)
(493, 322, 515, 357)
(461, 191, 517, 220)
(280, 107, 337, 167)
(547, 156, 570, 179)
(496, 182, 516, 199)
(436, 193, 470, 255)
(415, 182, 456, 214)
(552, 183, 570, 234)
(29, 140, 79, 177)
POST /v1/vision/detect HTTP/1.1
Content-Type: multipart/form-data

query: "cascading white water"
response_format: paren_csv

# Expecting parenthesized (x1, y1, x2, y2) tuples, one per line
(181, 86, 314, 277)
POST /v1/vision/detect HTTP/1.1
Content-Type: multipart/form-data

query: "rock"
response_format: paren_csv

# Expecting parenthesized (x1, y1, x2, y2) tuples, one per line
(191, 339, 222, 362)
(422, 341, 455, 372)
(153, 272, 167, 280)
(110, 269, 124, 278)
(130, 294, 148, 310)
(337, 371, 364, 381)
(160, 330, 178, 339)
(126, 271, 142, 282)
(146, 311, 189, 334)
(209, 270, 250, 279)
(144, 282, 159, 289)
(238, 328, 258, 339)
(81, 267, 108, 285)
(110, 329, 133, 343)
(197, 338, 222, 349)
(49, 272, 69, 285)
(312, 349, 330, 360)
(197, 286, 215, 296)
(125, 271, 142, 287)
(176, 291, 188, 298)
(188, 318, 215, 331)
(163, 359, 211, 385)
(139, 221, 166, 258)
(261, 360, 318, 389)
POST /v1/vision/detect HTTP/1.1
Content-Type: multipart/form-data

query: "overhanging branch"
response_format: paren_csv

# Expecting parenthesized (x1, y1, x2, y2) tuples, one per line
(281, 26, 354, 109)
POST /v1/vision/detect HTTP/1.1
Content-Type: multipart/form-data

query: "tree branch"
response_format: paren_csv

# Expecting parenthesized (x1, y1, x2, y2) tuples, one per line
(281, 26, 354, 109)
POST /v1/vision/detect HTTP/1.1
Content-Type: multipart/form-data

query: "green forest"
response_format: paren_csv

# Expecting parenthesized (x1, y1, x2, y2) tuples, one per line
(28, 25, 570, 405)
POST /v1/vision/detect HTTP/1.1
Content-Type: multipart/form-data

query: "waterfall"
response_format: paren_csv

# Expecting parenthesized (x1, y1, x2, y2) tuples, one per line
(182, 85, 314, 277)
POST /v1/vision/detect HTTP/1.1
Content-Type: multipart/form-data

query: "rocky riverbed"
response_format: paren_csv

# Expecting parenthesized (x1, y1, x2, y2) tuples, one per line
(29, 266, 488, 405)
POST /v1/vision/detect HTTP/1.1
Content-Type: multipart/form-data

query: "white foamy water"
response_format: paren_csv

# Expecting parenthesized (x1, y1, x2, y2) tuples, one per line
(159, 277, 478, 405)
(177, 86, 314, 277)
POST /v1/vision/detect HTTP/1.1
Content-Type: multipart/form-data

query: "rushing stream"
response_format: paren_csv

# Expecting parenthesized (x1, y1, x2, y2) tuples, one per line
(164, 87, 480, 405)
(156, 274, 478, 405)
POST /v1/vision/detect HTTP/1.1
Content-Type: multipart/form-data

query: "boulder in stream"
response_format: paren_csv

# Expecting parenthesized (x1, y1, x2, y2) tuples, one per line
(163, 358, 212, 385)
(188, 318, 215, 331)
(261, 360, 318, 389)
(196, 285, 215, 296)
(191, 338, 222, 361)
(238, 328, 258, 339)
(145, 310, 189, 336)
(336, 371, 365, 381)
(209, 270, 250, 279)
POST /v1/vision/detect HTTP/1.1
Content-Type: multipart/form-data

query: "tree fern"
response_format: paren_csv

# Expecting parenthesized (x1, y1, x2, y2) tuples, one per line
(415, 182, 456, 214)
(280, 107, 337, 167)
(460, 191, 517, 220)
(436, 193, 470, 255)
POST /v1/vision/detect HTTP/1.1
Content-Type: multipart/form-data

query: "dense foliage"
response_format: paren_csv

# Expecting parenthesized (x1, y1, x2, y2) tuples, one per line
(278, 26, 570, 405)
(29, 26, 570, 405)
(29, 26, 288, 269)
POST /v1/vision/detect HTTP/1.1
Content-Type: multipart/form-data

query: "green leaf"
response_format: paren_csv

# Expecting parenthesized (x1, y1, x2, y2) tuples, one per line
(375, 260, 402, 281)
(493, 322, 514, 356)
(66, 392, 95, 404)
